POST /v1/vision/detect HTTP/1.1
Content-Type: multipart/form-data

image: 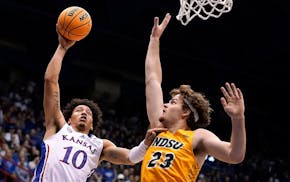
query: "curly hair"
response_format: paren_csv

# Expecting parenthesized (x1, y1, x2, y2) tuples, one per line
(62, 98, 103, 136)
(170, 85, 213, 130)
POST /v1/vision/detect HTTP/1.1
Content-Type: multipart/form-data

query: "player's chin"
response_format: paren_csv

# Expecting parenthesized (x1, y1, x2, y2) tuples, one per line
(77, 123, 86, 129)
(158, 117, 167, 128)
(159, 116, 165, 123)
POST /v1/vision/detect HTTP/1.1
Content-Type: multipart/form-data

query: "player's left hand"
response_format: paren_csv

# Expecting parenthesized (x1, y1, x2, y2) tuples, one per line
(220, 82, 245, 120)
(144, 128, 168, 146)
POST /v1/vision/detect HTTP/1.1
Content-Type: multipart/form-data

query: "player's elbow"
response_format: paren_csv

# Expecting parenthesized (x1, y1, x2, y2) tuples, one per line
(230, 152, 245, 164)
(145, 73, 161, 86)
(127, 160, 139, 166)
(44, 74, 58, 84)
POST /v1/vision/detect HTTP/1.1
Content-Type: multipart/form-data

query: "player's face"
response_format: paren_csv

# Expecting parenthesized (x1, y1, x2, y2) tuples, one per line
(69, 105, 93, 134)
(159, 94, 185, 126)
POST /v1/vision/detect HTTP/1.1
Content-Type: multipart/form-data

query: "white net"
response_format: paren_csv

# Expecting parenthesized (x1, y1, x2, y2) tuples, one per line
(176, 0, 233, 25)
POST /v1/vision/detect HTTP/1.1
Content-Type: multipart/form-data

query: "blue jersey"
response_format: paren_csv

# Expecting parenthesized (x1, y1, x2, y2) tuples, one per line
(32, 123, 103, 182)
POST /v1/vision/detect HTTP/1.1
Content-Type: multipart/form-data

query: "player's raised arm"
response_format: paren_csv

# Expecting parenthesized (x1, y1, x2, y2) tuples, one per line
(43, 30, 75, 139)
(199, 82, 246, 164)
(145, 13, 171, 129)
(220, 82, 246, 162)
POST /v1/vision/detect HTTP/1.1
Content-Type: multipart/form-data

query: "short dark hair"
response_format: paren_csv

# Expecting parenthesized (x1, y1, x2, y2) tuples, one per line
(63, 98, 103, 135)
(170, 85, 213, 129)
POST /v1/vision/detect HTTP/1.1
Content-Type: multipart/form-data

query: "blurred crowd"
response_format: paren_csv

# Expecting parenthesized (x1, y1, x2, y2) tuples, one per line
(0, 80, 289, 182)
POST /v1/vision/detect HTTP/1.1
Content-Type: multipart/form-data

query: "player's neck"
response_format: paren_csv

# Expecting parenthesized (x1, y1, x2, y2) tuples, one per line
(168, 121, 189, 133)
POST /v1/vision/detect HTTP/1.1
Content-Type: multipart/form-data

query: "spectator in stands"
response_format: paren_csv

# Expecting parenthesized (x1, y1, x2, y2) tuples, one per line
(100, 162, 116, 182)
(116, 173, 125, 182)
(0, 147, 17, 181)
(15, 154, 31, 182)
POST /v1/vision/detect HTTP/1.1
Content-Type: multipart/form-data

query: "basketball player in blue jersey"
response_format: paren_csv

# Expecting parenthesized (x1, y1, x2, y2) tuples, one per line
(140, 13, 246, 181)
(31, 28, 167, 182)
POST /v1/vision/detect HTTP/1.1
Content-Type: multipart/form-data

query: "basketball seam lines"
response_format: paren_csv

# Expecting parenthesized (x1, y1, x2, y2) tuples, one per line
(65, 9, 84, 32)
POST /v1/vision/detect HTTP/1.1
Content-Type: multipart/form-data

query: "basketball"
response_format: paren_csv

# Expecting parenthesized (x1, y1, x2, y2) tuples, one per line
(57, 6, 92, 41)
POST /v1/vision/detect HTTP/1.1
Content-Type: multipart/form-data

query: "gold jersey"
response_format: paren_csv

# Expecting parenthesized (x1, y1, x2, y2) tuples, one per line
(141, 130, 200, 182)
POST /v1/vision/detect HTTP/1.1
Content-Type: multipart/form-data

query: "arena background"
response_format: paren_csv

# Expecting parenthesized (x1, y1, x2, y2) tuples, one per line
(0, 0, 289, 180)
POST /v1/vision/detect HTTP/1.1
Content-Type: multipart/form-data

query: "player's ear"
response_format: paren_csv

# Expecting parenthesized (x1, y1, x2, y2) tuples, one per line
(68, 118, 71, 125)
(90, 123, 93, 131)
(182, 108, 191, 118)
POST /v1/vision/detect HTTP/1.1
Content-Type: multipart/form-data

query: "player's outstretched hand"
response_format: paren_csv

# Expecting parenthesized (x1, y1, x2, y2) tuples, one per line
(150, 13, 171, 40)
(144, 128, 168, 146)
(220, 82, 245, 120)
(56, 24, 76, 50)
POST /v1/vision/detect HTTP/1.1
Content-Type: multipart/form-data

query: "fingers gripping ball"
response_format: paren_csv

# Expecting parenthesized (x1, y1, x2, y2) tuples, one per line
(57, 6, 92, 41)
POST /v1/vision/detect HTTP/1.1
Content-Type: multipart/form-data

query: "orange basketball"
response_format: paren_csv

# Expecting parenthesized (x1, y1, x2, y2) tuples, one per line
(57, 6, 92, 41)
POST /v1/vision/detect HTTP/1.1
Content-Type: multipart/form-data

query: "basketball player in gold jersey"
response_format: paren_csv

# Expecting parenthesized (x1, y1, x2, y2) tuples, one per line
(141, 13, 246, 181)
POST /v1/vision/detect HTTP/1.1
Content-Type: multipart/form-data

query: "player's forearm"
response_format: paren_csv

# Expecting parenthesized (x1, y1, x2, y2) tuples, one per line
(128, 140, 148, 164)
(44, 45, 67, 82)
(229, 115, 246, 163)
(145, 38, 162, 84)
(104, 141, 148, 165)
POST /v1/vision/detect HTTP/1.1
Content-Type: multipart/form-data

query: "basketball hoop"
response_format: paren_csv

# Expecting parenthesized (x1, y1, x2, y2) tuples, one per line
(176, 0, 233, 25)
